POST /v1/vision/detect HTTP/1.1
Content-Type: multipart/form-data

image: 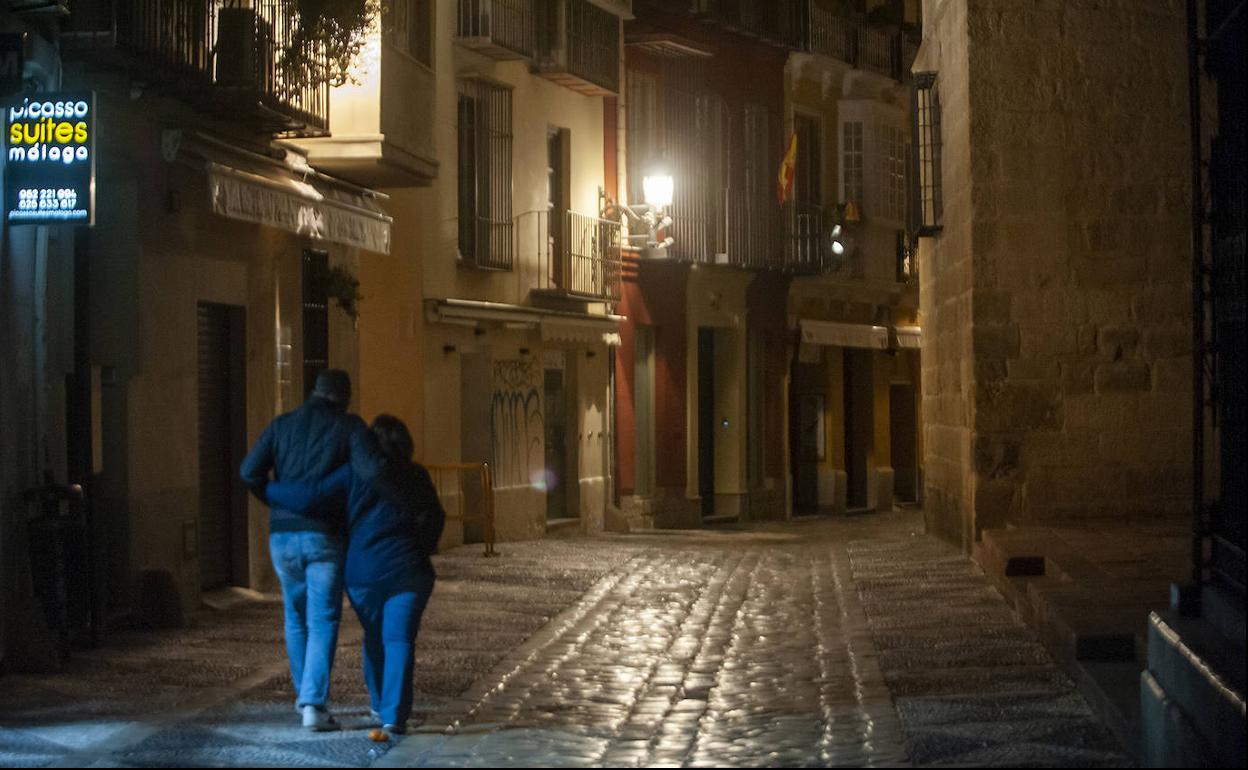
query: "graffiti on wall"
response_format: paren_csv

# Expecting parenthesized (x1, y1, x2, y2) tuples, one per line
(492, 358, 544, 488)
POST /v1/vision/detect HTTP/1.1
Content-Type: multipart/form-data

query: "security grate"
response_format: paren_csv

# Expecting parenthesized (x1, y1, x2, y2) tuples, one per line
(910, 72, 942, 236)
(457, 79, 515, 271)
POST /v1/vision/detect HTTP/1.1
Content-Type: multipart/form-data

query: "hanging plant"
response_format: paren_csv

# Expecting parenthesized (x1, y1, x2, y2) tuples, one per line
(280, 0, 383, 92)
(324, 264, 363, 323)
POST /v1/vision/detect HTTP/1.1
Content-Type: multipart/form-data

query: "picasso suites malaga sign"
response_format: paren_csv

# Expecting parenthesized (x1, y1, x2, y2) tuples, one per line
(4, 92, 95, 226)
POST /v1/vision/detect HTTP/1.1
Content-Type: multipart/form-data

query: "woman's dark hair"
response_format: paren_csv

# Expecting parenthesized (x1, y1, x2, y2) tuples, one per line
(370, 414, 414, 462)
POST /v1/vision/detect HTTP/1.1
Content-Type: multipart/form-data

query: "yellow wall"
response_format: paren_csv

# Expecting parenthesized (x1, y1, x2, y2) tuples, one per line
(685, 266, 753, 501)
(872, 351, 892, 469)
(823, 347, 845, 472)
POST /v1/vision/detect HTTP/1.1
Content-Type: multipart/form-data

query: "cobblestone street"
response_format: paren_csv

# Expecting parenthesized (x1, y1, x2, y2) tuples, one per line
(0, 510, 1130, 767)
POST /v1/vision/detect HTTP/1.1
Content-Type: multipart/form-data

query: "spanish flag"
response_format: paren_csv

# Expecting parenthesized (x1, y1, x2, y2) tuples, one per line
(777, 132, 798, 204)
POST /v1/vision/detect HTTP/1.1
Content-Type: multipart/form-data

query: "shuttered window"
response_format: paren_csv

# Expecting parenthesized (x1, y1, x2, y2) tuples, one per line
(911, 72, 943, 235)
(457, 78, 514, 270)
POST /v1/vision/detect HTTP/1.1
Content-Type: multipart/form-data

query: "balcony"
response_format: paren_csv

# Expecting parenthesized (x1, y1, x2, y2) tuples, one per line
(283, 27, 439, 187)
(794, 3, 911, 81)
(722, 187, 783, 270)
(535, 0, 622, 96)
(521, 209, 623, 302)
(692, 0, 784, 44)
(62, 0, 329, 135)
(784, 202, 864, 277)
(455, 0, 536, 60)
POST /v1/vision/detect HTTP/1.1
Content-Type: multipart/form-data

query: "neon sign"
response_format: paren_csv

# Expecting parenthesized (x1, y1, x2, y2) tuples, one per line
(4, 92, 95, 226)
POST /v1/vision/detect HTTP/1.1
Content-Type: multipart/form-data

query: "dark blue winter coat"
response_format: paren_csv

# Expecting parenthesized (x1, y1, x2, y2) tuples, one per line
(239, 396, 379, 536)
(265, 458, 445, 587)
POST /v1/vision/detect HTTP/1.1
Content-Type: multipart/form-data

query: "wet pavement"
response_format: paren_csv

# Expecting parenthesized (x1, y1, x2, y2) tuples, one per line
(0, 510, 1131, 767)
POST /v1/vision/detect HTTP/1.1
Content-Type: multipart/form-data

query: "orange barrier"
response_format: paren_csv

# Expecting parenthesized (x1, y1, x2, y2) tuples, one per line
(422, 462, 498, 557)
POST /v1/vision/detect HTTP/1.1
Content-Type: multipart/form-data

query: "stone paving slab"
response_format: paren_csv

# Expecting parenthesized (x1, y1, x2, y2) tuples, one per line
(1, 513, 1133, 768)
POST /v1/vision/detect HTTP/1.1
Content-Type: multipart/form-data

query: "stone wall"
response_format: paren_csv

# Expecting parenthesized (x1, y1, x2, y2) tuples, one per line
(920, 0, 1194, 547)
(919, 0, 976, 545)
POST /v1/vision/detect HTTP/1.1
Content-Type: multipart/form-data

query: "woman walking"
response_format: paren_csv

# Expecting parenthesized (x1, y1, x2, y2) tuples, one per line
(265, 415, 444, 734)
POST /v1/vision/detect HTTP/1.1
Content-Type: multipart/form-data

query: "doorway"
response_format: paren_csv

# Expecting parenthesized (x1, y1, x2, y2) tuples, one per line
(544, 366, 570, 520)
(843, 348, 873, 510)
(890, 383, 918, 504)
(461, 352, 492, 543)
(634, 326, 656, 497)
(698, 327, 715, 517)
(196, 302, 247, 590)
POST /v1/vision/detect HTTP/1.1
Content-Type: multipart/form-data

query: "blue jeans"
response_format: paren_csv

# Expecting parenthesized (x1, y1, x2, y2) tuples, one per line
(346, 571, 436, 726)
(269, 531, 345, 709)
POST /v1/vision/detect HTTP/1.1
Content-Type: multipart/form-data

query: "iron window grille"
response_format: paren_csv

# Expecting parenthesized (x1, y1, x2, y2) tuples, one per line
(457, 78, 515, 270)
(911, 71, 942, 236)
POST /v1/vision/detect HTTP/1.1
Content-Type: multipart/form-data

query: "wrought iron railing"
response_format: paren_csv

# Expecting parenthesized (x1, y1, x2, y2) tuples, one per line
(114, 0, 329, 132)
(565, 0, 620, 93)
(786, 200, 824, 272)
(800, 3, 908, 81)
(523, 209, 623, 302)
(456, 0, 536, 58)
(723, 187, 782, 270)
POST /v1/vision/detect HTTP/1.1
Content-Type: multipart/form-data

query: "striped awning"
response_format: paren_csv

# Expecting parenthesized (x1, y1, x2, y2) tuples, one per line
(800, 320, 890, 350)
(894, 326, 922, 349)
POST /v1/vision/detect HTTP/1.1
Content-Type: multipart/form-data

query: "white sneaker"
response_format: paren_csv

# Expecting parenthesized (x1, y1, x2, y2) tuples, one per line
(301, 705, 340, 732)
(383, 722, 406, 735)
(369, 709, 382, 725)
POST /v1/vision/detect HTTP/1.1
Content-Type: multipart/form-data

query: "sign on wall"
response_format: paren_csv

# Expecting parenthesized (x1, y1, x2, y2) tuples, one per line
(4, 91, 95, 226)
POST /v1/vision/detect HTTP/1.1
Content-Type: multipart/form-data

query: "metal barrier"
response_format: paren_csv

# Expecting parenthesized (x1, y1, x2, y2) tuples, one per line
(423, 462, 498, 557)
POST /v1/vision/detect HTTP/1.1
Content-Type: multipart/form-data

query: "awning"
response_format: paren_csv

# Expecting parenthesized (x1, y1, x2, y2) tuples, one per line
(429, 299, 624, 345)
(542, 317, 620, 345)
(208, 162, 391, 254)
(895, 325, 922, 349)
(169, 130, 391, 253)
(800, 320, 889, 350)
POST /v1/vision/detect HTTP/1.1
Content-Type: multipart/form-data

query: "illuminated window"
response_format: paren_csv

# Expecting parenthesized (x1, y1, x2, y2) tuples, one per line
(842, 120, 864, 208)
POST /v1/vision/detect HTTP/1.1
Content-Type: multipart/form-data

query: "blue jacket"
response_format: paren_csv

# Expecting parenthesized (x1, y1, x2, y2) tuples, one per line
(239, 396, 379, 536)
(265, 457, 445, 587)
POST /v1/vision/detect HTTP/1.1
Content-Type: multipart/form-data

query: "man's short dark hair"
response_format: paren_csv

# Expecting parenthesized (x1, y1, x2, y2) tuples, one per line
(311, 369, 352, 407)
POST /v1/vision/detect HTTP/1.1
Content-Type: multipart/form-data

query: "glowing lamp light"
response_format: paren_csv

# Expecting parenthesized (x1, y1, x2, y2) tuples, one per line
(831, 240, 846, 256)
(643, 171, 674, 210)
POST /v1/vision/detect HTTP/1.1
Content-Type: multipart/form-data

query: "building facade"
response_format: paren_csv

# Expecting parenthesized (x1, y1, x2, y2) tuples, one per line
(3, 0, 392, 669)
(292, 0, 631, 544)
(613, 0, 922, 528)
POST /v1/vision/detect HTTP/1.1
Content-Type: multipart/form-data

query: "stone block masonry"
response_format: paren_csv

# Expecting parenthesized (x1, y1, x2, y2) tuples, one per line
(919, 0, 1193, 547)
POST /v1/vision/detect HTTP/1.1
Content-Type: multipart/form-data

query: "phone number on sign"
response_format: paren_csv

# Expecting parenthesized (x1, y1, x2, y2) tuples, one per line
(16, 187, 80, 211)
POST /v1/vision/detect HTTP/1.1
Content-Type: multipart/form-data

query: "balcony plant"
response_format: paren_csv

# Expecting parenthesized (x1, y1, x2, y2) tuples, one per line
(280, 0, 382, 89)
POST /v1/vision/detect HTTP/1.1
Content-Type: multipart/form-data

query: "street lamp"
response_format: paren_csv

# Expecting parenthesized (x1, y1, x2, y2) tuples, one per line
(620, 159, 676, 257)
(642, 168, 674, 210)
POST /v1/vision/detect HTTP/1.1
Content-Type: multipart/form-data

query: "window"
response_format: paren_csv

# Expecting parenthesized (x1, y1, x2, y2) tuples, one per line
(870, 122, 906, 222)
(301, 250, 329, 400)
(389, 0, 432, 67)
(626, 68, 660, 207)
(842, 120, 864, 208)
(457, 79, 514, 270)
(794, 112, 821, 206)
(911, 72, 942, 234)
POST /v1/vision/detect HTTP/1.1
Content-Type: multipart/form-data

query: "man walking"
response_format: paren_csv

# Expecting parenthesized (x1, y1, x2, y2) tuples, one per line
(240, 369, 374, 731)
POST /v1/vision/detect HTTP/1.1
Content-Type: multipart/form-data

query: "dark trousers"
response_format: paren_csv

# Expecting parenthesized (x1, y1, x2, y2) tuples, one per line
(345, 571, 435, 726)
